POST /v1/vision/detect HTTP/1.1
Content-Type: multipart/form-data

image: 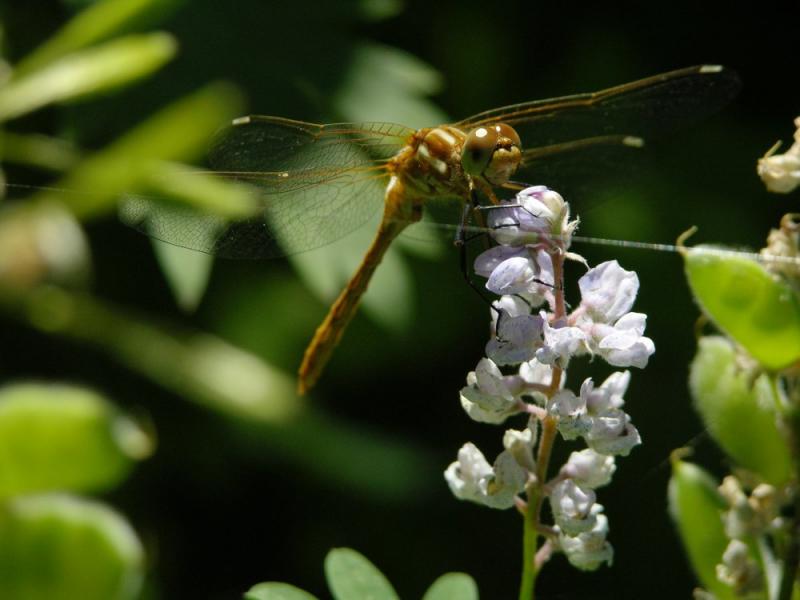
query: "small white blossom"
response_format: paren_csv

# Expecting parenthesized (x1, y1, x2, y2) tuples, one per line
(536, 314, 588, 366)
(758, 116, 800, 194)
(561, 449, 616, 489)
(716, 540, 763, 595)
(583, 372, 629, 415)
(485, 255, 542, 296)
(489, 450, 529, 506)
(548, 389, 591, 440)
(486, 313, 544, 365)
(474, 245, 529, 277)
(460, 358, 522, 424)
(503, 423, 537, 472)
(518, 357, 558, 393)
(595, 313, 655, 368)
(445, 443, 494, 502)
(578, 261, 639, 323)
(444, 443, 526, 510)
(476, 249, 552, 307)
(587, 409, 641, 456)
(550, 479, 597, 535)
(487, 186, 573, 247)
(558, 509, 613, 571)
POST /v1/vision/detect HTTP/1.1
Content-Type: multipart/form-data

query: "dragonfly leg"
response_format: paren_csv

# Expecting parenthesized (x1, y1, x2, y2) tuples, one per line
(454, 189, 497, 308)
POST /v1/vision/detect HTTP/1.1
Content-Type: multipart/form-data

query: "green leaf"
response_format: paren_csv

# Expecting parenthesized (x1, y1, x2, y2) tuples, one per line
(325, 548, 399, 600)
(0, 33, 177, 123)
(668, 458, 734, 600)
(245, 582, 319, 600)
(0, 383, 152, 498)
(0, 494, 144, 600)
(16, 287, 302, 424)
(14, 0, 182, 77)
(684, 246, 800, 370)
(0, 132, 80, 171)
(333, 42, 446, 128)
(151, 239, 214, 312)
(422, 573, 479, 600)
(31, 82, 243, 220)
(689, 336, 792, 485)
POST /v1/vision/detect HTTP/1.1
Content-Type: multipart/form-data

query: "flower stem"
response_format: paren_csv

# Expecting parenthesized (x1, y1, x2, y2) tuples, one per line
(519, 480, 539, 600)
(518, 250, 567, 600)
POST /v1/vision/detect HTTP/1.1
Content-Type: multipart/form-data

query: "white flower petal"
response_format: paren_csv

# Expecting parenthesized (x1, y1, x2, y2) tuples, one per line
(486, 256, 541, 295)
(578, 261, 639, 323)
(561, 449, 616, 489)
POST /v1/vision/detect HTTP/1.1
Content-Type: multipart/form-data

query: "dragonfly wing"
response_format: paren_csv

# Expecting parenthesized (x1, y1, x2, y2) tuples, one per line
(457, 65, 740, 149)
(455, 65, 739, 209)
(121, 117, 415, 258)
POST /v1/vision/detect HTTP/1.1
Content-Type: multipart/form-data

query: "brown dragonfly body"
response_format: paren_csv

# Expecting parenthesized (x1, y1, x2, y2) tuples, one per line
(297, 124, 520, 393)
(120, 65, 740, 394)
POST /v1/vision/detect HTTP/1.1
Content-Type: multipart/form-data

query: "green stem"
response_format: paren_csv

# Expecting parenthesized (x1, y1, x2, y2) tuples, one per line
(519, 483, 539, 600)
(517, 250, 566, 600)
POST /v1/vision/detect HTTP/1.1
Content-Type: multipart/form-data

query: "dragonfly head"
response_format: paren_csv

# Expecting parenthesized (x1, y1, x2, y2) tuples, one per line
(461, 123, 522, 186)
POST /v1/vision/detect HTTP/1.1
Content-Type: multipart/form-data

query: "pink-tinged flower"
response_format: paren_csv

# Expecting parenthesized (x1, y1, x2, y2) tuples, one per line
(582, 372, 630, 415)
(587, 409, 641, 456)
(578, 260, 639, 324)
(486, 312, 544, 366)
(487, 186, 574, 248)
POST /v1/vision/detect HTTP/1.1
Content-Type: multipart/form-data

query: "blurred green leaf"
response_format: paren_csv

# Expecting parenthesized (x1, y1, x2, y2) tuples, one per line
(684, 246, 800, 370)
(245, 582, 319, 600)
(0, 132, 80, 171)
(14, 0, 182, 77)
(422, 573, 479, 600)
(0, 382, 151, 498)
(5, 286, 302, 423)
(689, 336, 792, 486)
(143, 162, 258, 219)
(325, 548, 399, 600)
(357, 0, 404, 22)
(668, 458, 735, 600)
(0, 33, 177, 123)
(151, 239, 214, 312)
(334, 42, 446, 128)
(0, 494, 144, 600)
(32, 82, 243, 219)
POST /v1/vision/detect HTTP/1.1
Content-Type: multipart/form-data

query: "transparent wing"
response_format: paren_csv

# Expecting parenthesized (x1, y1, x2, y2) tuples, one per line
(121, 117, 415, 258)
(457, 65, 740, 146)
(456, 65, 740, 206)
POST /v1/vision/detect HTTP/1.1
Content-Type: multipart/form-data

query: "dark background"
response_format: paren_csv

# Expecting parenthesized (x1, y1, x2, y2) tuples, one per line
(1, 0, 798, 598)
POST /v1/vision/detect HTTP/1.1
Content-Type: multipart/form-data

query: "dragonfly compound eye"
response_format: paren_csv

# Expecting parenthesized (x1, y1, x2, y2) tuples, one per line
(462, 126, 499, 177)
(462, 124, 522, 186)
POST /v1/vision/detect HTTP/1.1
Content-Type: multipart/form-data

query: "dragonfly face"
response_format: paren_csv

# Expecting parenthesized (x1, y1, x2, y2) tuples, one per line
(461, 123, 523, 186)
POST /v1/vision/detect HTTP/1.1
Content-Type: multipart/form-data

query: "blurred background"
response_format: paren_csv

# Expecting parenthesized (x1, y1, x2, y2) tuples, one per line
(0, 0, 797, 598)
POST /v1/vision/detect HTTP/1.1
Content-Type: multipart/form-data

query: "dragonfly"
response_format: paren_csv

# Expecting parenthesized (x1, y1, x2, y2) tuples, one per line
(119, 64, 740, 394)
